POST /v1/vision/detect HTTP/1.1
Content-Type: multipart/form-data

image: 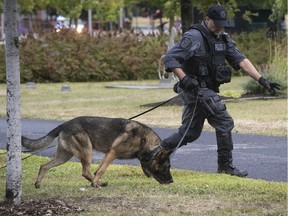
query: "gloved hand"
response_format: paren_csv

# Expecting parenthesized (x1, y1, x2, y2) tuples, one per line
(179, 76, 199, 93)
(258, 76, 280, 94)
(173, 82, 180, 93)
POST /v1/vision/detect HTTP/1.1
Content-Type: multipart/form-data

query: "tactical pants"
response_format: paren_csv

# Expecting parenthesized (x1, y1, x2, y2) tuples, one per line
(161, 87, 234, 166)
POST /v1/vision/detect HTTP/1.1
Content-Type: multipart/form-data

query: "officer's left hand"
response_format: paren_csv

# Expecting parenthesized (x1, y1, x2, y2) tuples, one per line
(258, 77, 281, 94)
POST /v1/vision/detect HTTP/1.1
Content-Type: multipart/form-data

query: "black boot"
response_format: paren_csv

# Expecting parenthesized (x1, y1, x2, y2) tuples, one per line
(216, 131, 248, 177)
(217, 152, 248, 177)
(218, 164, 248, 177)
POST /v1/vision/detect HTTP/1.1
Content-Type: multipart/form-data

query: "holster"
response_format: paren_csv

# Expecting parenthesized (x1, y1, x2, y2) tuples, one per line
(198, 88, 226, 116)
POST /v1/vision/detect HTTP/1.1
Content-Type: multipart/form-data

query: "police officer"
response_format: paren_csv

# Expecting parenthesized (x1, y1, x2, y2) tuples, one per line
(161, 5, 280, 177)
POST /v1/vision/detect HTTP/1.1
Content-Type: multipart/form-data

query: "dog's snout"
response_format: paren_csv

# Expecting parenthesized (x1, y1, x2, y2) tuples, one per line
(166, 179, 173, 184)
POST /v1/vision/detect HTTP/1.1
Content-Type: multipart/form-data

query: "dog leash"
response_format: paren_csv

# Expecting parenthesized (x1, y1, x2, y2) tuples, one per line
(0, 144, 56, 170)
(170, 93, 199, 158)
(0, 94, 182, 170)
(128, 94, 181, 120)
(128, 90, 199, 159)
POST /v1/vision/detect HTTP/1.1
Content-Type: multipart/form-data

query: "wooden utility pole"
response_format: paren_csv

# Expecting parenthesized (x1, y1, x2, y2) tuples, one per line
(180, 0, 193, 34)
(4, 0, 22, 205)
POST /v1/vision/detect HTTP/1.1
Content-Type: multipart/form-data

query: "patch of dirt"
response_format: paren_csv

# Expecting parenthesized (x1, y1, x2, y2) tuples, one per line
(0, 199, 84, 216)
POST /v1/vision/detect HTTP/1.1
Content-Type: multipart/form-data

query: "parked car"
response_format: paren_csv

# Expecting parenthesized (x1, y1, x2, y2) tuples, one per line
(54, 15, 85, 33)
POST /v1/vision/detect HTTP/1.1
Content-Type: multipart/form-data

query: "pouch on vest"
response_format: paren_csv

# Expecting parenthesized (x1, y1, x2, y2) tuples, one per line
(215, 65, 232, 84)
(199, 62, 209, 76)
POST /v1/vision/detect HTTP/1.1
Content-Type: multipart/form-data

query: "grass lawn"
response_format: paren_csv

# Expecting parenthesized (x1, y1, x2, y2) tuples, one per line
(0, 77, 287, 215)
(0, 151, 287, 215)
(0, 77, 286, 136)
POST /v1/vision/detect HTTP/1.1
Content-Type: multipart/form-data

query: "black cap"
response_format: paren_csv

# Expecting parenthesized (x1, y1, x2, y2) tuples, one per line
(207, 5, 228, 27)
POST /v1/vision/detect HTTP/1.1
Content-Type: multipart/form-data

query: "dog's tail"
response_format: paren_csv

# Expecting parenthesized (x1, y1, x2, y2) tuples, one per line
(22, 124, 63, 151)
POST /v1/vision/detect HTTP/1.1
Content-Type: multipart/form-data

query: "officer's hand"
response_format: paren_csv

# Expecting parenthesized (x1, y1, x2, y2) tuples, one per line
(180, 76, 199, 93)
(258, 76, 281, 94)
(173, 81, 180, 93)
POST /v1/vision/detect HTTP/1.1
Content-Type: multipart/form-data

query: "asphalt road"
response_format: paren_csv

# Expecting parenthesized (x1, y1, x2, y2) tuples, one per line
(0, 118, 287, 182)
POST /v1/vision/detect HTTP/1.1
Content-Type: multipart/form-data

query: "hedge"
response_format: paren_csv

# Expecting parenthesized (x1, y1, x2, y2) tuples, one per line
(0, 30, 167, 83)
(0, 28, 280, 83)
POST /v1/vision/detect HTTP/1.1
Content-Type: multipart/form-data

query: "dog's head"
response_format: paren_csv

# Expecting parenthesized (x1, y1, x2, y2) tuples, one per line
(140, 148, 173, 184)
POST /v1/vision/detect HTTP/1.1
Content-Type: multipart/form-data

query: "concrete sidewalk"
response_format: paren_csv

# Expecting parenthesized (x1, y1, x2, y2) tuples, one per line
(0, 118, 287, 182)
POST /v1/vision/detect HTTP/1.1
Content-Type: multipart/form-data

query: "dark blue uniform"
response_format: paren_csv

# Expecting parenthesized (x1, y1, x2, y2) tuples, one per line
(165, 22, 245, 73)
(162, 21, 247, 175)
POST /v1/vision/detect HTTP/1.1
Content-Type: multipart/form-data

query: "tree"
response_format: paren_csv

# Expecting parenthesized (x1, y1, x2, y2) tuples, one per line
(269, 0, 287, 22)
(47, 0, 125, 30)
(235, 0, 275, 9)
(49, 0, 83, 20)
(163, 0, 180, 32)
(92, 0, 125, 30)
(133, 0, 240, 34)
(4, 0, 22, 205)
(180, 0, 193, 34)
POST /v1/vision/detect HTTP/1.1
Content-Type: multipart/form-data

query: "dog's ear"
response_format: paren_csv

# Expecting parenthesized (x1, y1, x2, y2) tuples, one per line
(153, 149, 173, 163)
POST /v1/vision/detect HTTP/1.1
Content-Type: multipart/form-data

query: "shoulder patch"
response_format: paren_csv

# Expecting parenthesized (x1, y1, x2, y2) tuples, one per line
(179, 37, 200, 50)
(179, 37, 192, 49)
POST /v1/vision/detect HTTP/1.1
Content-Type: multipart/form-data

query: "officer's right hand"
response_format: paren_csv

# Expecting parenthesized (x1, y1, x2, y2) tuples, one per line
(180, 75, 199, 93)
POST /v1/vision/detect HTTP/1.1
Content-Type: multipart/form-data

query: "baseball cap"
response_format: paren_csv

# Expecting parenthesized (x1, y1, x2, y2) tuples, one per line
(207, 5, 228, 27)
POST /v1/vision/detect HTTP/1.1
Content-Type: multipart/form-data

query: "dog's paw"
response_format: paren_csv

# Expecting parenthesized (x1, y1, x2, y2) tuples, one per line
(34, 182, 41, 189)
(91, 181, 108, 188)
(99, 182, 108, 187)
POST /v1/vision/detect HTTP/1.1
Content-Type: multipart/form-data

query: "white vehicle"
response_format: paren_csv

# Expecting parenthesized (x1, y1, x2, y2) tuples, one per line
(55, 15, 85, 33)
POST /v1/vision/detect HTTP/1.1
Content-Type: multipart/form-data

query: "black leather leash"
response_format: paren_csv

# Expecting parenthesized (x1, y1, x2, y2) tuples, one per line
(0, 94, 181, 169)
(129, 94, 180, 120)
(170, 93, 199, 158)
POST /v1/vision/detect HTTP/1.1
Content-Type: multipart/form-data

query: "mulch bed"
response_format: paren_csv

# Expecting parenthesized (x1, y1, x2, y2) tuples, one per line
(0, 199, 84, 216)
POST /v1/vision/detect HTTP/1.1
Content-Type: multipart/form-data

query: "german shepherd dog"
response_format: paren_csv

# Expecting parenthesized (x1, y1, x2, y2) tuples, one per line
(22, 116, 173, 188)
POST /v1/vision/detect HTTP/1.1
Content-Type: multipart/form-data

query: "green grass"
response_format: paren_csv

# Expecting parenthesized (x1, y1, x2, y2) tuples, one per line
(0, 78, 287, 214)
(0, 152, 287, 215)
(0, 77, 286, 136)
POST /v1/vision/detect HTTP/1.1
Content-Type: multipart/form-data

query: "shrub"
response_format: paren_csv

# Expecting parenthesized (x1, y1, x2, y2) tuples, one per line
(243, 36, 287, 96)
(0, 28, 285, 85)
(231, 29, 271, 67)
(0, 29, 167, 83)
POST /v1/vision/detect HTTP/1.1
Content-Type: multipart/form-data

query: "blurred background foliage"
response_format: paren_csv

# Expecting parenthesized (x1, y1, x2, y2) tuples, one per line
(0, 0, 286, 95)
(0, 29, 286, 94)
(15, 30, 167, 82)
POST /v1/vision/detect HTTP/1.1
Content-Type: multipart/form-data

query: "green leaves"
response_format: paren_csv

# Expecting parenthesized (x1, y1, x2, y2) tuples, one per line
(269, 0, 288, 22)
(12, 30, 166, 83)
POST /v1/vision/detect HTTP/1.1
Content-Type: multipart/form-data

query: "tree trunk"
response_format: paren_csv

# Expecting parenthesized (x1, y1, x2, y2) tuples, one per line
(4, 0, 22, 205)
(180, 0, 193, 34)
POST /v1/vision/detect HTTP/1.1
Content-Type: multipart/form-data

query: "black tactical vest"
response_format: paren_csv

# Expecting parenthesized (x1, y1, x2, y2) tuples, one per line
(183, 24, 232, 92)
